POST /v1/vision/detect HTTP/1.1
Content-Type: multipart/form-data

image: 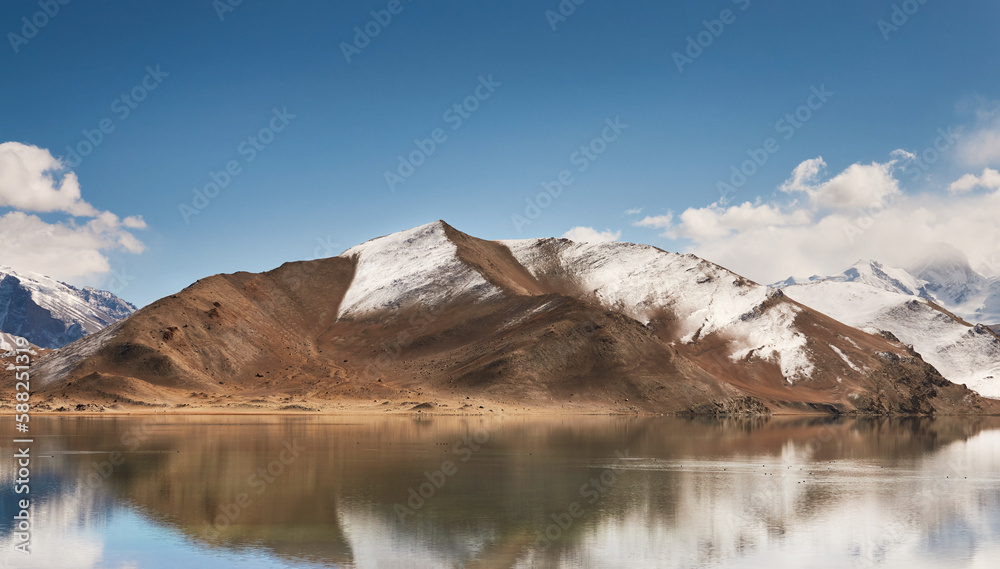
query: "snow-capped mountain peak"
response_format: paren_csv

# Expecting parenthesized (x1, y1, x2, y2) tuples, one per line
(34, 221, 997, 415)
(336, 221, 502, 317)
(333, 223, 822, 382)
(776, 260, 1000, 399)
(501, 239, 815, 379)
(775, 256, 1000, 327)
(0, 265, 136, 349)
(774, 260, 922, 297)
(909, 245, 987, 306)
(839, 260, 924, 296)
(338, 223, 824, 382)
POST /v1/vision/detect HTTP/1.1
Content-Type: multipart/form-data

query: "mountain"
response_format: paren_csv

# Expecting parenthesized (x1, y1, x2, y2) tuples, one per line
(0, 331, 52, 392)
(907, 245, 1000, 324)
(779, 249, 1000, 326)
(0, 266, 136, 349)
(776, 260, 1000, 399)
(907, 246, 1000, 324)
(29, 221, 997, 415)
(774, 259, 922, 297)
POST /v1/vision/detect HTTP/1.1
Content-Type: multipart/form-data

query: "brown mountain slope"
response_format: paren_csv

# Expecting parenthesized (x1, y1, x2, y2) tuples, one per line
(31, 221, 1000, 415)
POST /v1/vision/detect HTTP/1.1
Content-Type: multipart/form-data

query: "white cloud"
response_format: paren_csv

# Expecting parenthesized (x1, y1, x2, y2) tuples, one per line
(640, 153, 1000, 283)
(0, 212, 147, 277)
(957, 124, 1000, 166)
(814, 160, 902, 210)
(955, 97, 1000, 167)
(948, 168, 1000, 194)
(675, 202, 812, 242)
(0, 142, 99, 216)
(122, 215, 147, 229)
(633, 213, 673, 230)
(776, 156, 902, 212)
(0, 142, 146, 280)
(562, 226, 621, 243)
(779, 156, 826, 194)
(624, 207, 643, 215)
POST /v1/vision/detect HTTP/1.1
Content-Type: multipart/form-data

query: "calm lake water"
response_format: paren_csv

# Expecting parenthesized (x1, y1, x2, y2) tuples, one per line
(2, 415, 1000, 568)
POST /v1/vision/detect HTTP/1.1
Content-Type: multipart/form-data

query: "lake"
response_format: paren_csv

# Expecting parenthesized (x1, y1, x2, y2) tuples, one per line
(3, 415, 999, 568)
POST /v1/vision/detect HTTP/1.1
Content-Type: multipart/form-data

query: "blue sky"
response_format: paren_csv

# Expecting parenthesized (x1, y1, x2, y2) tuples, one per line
(2, 0, 1000, 306)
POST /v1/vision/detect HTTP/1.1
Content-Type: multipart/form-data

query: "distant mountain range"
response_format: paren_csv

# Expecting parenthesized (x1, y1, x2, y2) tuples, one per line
(775, 248, 1000, 326)
(0, 266, 135, 349)
(29, 221, 996, 415)
(776, 260, 1000, 399)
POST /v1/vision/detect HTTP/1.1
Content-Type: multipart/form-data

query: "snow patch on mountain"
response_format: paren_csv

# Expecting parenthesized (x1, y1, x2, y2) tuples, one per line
(727, 302, 815, 382)
(778, 274, 1000, 399)
(830, 345, 862, 373)
(336, 221, 501, 318)
(910, 245, 985, 305)
(0, 332, 36, 356)
(780, 259, 1000, 326)
(0, 265, 136, 349)
(504, 239, 816, 382)
(778, 260, 922, 296)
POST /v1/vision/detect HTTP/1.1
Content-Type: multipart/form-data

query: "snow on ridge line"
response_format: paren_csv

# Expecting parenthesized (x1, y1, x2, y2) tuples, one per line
(843, 260, 924, 296)
(326, 224, 819, 380)
(780, 278, 1000, 399)
(0, 266, 135, 341)
(501, 238, 769, 331)
(503, 238, 816, 381)
(779, 258, 1000, 326)
(335, 221, 501, 318)
(771, 260, 923, 297)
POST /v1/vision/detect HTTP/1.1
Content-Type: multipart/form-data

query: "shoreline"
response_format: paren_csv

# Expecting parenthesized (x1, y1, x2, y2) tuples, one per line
(2, 409, 998, 417)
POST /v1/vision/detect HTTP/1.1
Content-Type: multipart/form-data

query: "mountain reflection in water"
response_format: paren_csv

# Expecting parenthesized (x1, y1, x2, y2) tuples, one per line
(2, 415, 999, 568)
